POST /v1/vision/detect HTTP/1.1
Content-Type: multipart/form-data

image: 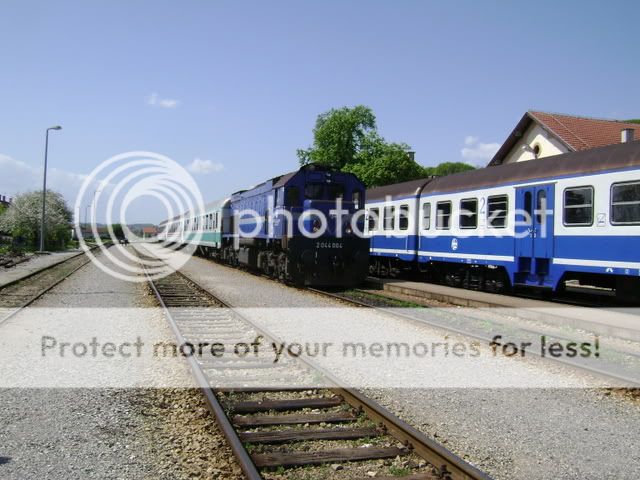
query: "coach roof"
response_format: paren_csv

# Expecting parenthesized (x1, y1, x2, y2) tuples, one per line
(423, 140, 640, 195)
(367, 177, 434, 201)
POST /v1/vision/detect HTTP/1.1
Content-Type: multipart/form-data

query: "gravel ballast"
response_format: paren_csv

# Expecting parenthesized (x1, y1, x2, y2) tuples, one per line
(0, 246, 242, 479)
(160, 249, 640, 480)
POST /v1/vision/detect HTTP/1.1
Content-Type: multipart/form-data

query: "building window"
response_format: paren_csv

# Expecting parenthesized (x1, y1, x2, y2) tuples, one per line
(459, 198, 477, 229)
(368, 208, 379, 232)
(564, 187, 594, 226)
(384, 206, 395, 230)
(611, 181, 640, 225)
(422, 203, 431, 230)
(399, 204, 409, 230)
(533, 143, 541, 158)
(487, 195, 508, 228)
(436, 201, 452, 230)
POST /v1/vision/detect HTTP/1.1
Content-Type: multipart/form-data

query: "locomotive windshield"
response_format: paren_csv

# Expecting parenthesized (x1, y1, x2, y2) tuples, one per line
(304, 182, 346, 201)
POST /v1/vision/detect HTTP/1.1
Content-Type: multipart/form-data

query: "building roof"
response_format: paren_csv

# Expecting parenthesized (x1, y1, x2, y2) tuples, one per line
(142, 226, 157, 234)
(489, 111, 640, 166)
(425, 139, 640, 195)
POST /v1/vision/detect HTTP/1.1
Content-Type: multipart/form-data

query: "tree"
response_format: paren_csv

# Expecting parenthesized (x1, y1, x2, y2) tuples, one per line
(298, 105, 477, 188)
(298, 105, 428, 187)
(0, 190, 73, 250)
(423, 162, 476, 177)
(343, 133, 425, 187)
(297, 105, 376, 168)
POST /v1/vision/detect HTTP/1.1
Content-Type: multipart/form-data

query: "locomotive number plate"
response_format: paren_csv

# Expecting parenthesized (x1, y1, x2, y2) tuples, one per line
(315, 241, 343, 249)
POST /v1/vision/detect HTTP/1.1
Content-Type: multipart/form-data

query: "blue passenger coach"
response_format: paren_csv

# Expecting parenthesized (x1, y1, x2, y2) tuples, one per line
(365, 141, 640, 301)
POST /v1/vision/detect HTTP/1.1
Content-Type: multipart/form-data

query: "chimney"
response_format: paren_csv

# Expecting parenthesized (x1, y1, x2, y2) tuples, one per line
(621, 128, 634, 143)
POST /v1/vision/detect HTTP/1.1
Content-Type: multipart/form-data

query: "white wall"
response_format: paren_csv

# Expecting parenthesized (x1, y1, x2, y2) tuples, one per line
(502, 123, 569, 164)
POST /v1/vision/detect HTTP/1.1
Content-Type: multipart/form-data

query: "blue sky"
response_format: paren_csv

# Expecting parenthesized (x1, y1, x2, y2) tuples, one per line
(1, 0, 639, 223)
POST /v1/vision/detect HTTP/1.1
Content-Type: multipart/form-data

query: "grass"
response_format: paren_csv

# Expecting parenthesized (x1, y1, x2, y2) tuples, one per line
(388, 466, 411, 476)
(343, 289, 426, 308)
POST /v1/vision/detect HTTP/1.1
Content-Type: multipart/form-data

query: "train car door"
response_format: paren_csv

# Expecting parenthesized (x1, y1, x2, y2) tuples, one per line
(515, 184, 555, 281)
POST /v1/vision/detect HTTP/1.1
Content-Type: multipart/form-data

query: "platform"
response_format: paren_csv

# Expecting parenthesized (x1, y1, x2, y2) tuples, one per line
(0, 250, 83, 289)
(368, 278, 640, 343)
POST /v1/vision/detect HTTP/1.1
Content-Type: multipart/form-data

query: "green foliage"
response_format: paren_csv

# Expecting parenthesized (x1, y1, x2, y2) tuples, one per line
(624, 119, 640, 124)
(344, 136, 425, 188)
(111, 223, 124, 239)
(298, 105, 475, 188)
(423, 161, 476, 177)
(388, 466, 411, 476)
(297, 105, 376, 168)
(0, 190, 72, 250)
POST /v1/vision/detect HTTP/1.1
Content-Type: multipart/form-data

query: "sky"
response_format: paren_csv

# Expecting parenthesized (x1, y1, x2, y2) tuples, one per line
(1, 0, 639, 223)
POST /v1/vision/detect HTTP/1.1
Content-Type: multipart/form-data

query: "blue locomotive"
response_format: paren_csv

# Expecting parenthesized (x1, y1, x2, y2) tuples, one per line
(365, 141, 640, 301)
(158, 164, 369, 287)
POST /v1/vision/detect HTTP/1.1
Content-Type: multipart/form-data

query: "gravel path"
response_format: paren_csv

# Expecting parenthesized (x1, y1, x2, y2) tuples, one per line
(159, 248, 640, 480)
(0, 246, 242, 479)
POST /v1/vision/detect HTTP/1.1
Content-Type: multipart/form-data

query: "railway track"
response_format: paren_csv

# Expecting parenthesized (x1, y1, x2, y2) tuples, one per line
(0, 246, 102, 326)
(307, 288, 640, 387)
(137, 248, 491, 480)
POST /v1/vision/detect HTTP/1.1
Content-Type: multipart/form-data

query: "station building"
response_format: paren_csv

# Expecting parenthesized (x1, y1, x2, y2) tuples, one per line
(488, 111, 640, 166)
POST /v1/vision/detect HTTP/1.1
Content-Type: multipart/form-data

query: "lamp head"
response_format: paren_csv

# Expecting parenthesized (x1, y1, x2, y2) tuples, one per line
(49, 125, 62, 131)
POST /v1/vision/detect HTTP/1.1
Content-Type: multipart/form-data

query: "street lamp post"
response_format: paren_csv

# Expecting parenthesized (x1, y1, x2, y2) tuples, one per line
(40, 125, 62, 253)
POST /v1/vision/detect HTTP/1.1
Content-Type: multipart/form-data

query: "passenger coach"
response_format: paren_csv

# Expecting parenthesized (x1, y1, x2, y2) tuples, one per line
(366, 141, 640, 301)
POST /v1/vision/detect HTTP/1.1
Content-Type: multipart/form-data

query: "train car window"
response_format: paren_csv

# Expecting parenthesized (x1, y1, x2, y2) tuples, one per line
(564, 187, 594, 226)
(422, 203, 431, 230)
(459, 198, 478, 229)
(436, 201, 452, 230)
(353, 190, 362, 209)
(305, 183, 324, 200)
(611, 181, 640, 225)
(368, 208, 379, 231)
(384, 206, 395, 230)
(327, 184, 345, 200)
(286, 186, 301, 207)
(536, 190, 547, 224)
(487, 195, 508, 228)
(399, 204, 409, 230)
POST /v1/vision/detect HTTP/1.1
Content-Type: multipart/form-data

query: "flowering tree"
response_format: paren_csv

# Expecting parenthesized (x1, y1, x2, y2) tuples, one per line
(0, 190, 72, 250)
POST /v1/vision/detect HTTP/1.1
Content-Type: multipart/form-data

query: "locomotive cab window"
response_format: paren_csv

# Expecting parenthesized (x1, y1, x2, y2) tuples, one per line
(326, 184, 345, 201)
(368, 208, 379, 231)
(436, 201, 452, 230)
(459, 198, 477, 229)
(422, 202, 431, 230)
(353, 190, 362, 209)
(611, 181, 640, 225)
(305, 183, 324, 200)
(487, 195, 508, 228)
(286, 186, 301, 207)
(564, 186, 594, 226)
(383, 206, 395, 230)
(399, 204, 409, 230)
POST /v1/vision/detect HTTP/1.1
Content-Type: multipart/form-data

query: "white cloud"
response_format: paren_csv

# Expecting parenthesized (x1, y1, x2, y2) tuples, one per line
(461, 136, 500, 165)
(145, 92, 181, 109)
(0, 154, 104, 209)
(186, 158, 224, 174)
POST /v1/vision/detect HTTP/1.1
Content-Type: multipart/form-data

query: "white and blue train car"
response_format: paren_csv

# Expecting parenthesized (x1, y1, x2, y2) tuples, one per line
(366, 140, 640, 300)
(157, 198, 229, 252)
